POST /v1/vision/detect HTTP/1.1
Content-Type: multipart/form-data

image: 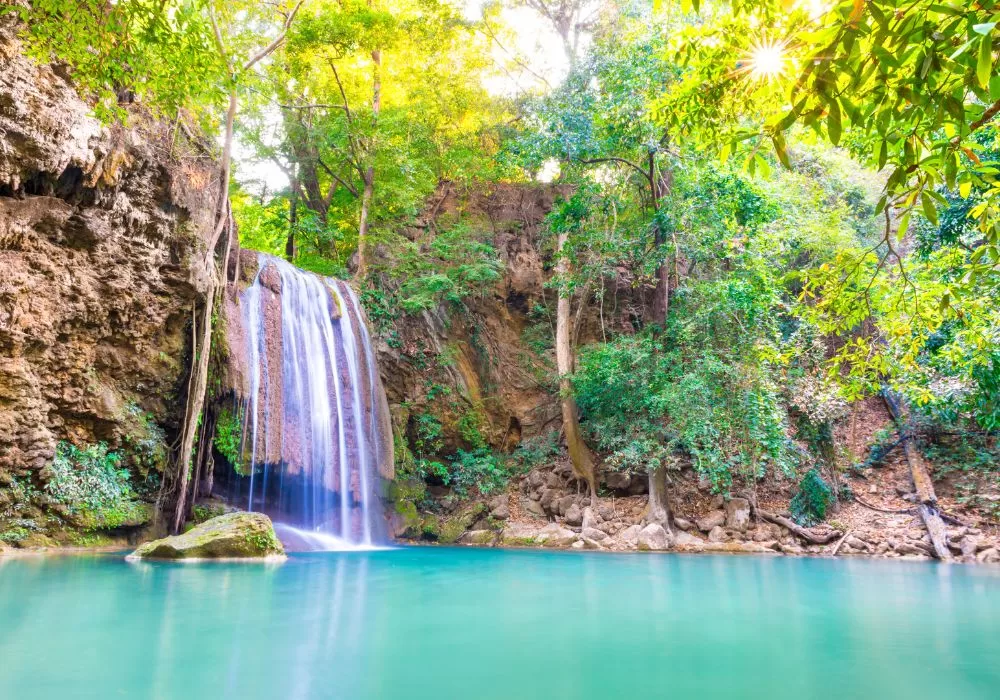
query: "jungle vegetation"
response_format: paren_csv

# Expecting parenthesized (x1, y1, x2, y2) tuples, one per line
(10, 0, 1000, 529)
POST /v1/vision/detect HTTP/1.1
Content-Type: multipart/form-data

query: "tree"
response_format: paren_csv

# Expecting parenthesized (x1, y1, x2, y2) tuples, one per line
(239, 0, 499, 276)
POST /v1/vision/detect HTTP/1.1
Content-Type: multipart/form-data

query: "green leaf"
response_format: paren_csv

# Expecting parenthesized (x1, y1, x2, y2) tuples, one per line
(896, 211, 911, 240)
(959, 179, 972, 199)
(772, 133, 791, 169)
(920, 191, 938, 225)
(827, 99, 842, 145)
(977, 35, 993, 90)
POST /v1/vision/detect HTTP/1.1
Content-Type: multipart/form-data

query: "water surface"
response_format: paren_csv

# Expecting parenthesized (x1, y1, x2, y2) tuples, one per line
(1, 548, 998, 699)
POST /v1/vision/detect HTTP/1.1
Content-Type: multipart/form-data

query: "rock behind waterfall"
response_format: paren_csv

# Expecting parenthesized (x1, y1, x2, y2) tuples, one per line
(127, 513, 285, 561)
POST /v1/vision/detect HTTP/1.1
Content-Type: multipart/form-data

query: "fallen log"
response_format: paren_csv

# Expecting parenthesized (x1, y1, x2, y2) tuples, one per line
(832, 529, 852, 556)
(881, 389, 952, 561)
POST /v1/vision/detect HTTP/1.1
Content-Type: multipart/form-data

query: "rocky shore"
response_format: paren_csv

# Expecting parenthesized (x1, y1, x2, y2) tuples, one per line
(412, 459, 1000, 564)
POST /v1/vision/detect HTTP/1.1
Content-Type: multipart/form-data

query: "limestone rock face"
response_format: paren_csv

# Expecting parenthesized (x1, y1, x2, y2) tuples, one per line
(0, 25, 219, 482)
(128, 513, 285, 560)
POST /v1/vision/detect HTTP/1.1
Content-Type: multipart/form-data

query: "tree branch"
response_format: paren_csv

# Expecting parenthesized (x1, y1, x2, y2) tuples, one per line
(242, 0, 305, 72)
(579, 157, 653, 185)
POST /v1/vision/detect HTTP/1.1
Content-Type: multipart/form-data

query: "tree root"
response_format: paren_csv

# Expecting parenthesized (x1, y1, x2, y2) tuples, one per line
(753, 506, 842, 545)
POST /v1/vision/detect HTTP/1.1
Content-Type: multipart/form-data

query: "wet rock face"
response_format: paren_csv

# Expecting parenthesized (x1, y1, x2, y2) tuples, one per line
(0, 27, 219, 477)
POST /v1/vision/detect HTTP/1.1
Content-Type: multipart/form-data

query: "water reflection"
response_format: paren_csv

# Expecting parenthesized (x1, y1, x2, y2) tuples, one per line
(1, 551, 999, 700)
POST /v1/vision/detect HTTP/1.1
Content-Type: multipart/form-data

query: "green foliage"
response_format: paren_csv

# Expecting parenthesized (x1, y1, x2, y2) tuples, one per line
(789, 469, 834, 527)
(447, 448, 512, 497)
(507, 432, 561, 473)
(213, 407, 247, 475)
(11, 0, 224, 122)
(0, 527, 30, 544)
(120, 401, 168, 474)
(46, 442, 147, 529)
(46, 442, 131, 512)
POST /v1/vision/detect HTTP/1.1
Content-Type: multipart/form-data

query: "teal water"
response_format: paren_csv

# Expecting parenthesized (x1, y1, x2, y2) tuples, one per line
(1, 549, 999, 699)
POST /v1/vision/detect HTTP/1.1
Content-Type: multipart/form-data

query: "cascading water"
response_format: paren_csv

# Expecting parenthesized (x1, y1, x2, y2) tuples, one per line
(231, 253, 393, 550)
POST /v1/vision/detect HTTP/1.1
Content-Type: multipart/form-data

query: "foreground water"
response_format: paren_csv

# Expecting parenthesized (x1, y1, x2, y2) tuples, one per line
(1, 549, 999, 699)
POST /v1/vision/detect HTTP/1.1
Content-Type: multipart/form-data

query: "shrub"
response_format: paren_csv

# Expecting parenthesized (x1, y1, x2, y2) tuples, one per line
(448, 448, 511, 496)
(213, 407, 247, 475)
(789, 469, 833, 527)
(46, 442, 146, 529)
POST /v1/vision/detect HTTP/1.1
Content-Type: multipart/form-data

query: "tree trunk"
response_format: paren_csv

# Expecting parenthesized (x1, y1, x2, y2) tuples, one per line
(882, 389, 952, 560)
(555, 231, 596, 497)
(172, 278, 217, 532)
(355, 47, 382, 281)
(647, 464, 672, 531)
(356, 169, 374, 279)
(173, 88, 237, 533)
(286, 173, 298, 261)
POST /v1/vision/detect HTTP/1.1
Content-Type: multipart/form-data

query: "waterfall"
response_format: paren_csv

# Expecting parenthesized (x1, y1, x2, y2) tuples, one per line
(233, 254, 392, 550)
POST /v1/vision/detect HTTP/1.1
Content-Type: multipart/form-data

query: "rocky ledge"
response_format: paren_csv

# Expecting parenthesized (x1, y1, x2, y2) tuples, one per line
(127, 513, 285, 561)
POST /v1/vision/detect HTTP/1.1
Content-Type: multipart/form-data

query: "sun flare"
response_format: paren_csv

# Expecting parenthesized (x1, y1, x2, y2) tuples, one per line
(746, 39, 789, 80)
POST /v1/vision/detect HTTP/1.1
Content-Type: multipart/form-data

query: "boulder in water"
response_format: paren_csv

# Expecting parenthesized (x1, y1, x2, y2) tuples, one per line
(127, 513, 285, 561)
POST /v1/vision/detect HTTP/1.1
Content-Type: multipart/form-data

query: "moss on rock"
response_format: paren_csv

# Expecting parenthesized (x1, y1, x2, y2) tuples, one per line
(127, 512, 285, 561)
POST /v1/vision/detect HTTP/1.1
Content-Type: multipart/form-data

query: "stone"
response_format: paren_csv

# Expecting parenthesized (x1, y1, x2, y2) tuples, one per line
(535, 524, 577, 547)
(637, 523, 670, 551)
(580, 527, 607, 541)
(459, 530, 495, 545)
(539, 488, 559, 510)
(570, 539, 585, 549)
(501, 522, 539, 546)
(845, 535, 871, 552)
(673, 518, 693, 531)
(673, 531, 705, 551)
(696, 510, 726, 532)
(555, 495, 577, 517)
(724, 498, 751, 532)
(710, 495, 725, 509)
(523, 498, 547, 518)
(604, 472, 631, 491)
(581, 537, 604, 550)
(959, 536, 980, 558)
(127, 513, 285, 561)
(597, 505, 616, 521)
(779, 542, 805, 555)
(977, 548, 1000, 564)
(564, 503, 583, 526)
(894, 541, 927, 557)
(707, 526, 727, 543)
(527, 470, 545, 488)
(619, 524, 642, 547)
(581, 506, 598, 529)
(490, 501, 510, 520)
(544, 471, 564, 489)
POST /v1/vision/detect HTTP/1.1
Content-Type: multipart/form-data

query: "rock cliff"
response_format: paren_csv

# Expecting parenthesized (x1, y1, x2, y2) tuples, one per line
(0, 25, 220, 544)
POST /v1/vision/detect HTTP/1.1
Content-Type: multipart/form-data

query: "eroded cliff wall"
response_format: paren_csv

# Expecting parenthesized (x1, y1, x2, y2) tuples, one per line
(0, 27, 220, 543)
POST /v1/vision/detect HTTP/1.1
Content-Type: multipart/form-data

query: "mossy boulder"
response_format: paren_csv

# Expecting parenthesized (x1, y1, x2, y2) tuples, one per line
(127, 512, 285, 561)
(439, 502, 487, 544)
